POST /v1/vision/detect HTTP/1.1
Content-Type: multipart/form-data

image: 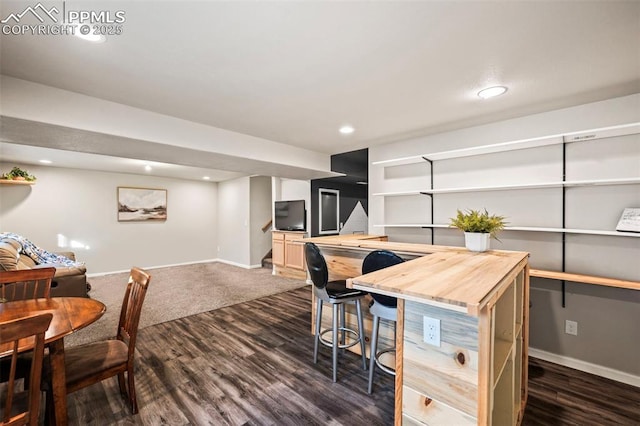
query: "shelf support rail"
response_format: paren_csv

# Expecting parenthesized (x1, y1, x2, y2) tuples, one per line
(423, 157, 435, 244)
(561, 141, 567, 308)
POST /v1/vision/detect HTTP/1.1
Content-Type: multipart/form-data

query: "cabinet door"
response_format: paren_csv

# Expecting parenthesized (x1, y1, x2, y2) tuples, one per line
(272, 239, 285, 267)
(285, 241, 306, 270)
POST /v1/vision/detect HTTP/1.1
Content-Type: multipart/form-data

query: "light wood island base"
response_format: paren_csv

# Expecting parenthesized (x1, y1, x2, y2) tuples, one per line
(302, 236, 530, 426)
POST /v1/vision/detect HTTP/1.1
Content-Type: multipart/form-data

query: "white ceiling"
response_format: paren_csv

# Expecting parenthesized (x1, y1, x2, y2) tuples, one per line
(1, 1, 639, 180)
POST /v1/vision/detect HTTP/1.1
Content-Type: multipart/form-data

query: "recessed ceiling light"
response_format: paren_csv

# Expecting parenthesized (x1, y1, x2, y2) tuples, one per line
(203, 176, 211, 180)
(339, 125, 355, 135)
(39, 159, 52, 164)
(144, 165, 152, 172)
(478, 86, 508, 99)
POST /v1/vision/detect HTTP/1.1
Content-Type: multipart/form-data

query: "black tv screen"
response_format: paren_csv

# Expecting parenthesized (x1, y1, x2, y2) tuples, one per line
(274, 200, 306, 231)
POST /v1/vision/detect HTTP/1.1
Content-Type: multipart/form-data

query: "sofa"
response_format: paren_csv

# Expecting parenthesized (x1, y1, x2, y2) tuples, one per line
(0, 237, 88, 298)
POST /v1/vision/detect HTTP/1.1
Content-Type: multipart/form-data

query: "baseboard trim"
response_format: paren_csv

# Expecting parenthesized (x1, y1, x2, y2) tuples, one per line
(214, 259, 253, 269)
(87, 259, 219, 277)
(88, 258, 268, 277)
(528, 348, 640, 387)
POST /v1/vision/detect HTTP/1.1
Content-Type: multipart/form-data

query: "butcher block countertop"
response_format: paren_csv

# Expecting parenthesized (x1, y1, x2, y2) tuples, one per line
(348, 249, 528, 316)
(301, 235, 529, 316)
(300, 235, 638, 291)
(300, 235, 453, 254)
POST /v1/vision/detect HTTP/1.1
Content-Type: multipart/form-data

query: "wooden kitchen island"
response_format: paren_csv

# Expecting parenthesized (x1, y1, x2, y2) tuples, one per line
(302, 236, 530, 426)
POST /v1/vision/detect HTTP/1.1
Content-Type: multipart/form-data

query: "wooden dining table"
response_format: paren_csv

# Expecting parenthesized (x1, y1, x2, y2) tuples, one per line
(0, 297, 106, 426)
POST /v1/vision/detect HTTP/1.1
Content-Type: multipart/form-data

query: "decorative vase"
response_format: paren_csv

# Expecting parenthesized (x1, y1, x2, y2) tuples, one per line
(464, 232, 490, 252)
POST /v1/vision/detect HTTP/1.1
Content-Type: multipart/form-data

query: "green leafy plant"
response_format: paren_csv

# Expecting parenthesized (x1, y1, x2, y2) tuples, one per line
(449, 209, 506, 240)
(1, 166, 36, 181)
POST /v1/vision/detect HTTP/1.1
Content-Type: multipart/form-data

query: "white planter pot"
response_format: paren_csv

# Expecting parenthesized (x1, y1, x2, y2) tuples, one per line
(464, 232, 491, 252)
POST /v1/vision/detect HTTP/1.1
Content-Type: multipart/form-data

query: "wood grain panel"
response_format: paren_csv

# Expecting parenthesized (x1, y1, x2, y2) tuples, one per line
(272, 239, 285, 266)
(285, 241, 305, 270)
(322, 246, 367, 281)
(403, 301, 479, 418)
(394, 299, 405, 426)
(402, 386, 476, 425)
(273, 265, 306, 280)
(402, 413, 423, 426)
(322, 246, 422, 283)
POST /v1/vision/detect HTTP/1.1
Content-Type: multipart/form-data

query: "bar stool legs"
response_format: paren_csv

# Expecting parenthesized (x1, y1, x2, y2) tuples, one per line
(368, 315, 380, 394)
(314, 297, 322, 365)
(305, 242, 369, 383)
(368, 311, 397, 393)
(361, 249, 404, 393)
(314, 297, 367, 383)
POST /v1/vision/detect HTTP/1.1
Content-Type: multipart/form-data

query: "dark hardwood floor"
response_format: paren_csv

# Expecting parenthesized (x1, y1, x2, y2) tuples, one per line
(523, 358, 639, 425)
(65, 286, 639, 425)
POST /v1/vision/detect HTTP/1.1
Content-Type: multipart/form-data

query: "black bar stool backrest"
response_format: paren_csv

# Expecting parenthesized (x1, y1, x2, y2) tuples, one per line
(362, 249, 404, 308)
(305, 243, 329, 290)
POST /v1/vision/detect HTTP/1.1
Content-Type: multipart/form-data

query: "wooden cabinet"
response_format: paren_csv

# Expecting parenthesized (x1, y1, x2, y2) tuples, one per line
(284, 238, 306, 270)
(272, 233, 285, 267)
(272, 231, 307, 279)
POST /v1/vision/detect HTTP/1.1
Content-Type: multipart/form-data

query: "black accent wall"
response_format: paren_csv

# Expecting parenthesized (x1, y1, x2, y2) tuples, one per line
(310, 149, 368, 237)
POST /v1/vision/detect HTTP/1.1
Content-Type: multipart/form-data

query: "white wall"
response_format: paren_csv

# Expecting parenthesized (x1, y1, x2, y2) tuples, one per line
(277, 178, 311, 234)
(249, 176, 273, 267)
(217, 176, 251, 267)
(0, 163, 218, 274)
(369, 94, 640, 382)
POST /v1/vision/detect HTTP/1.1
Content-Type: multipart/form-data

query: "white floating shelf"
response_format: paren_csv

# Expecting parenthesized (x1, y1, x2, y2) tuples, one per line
(563, 177, 640, 187)
(373, 224, 450, 228)
(372, 122, 640, 167)
(503, 227, 640, 237)
(372, 190, 424, 197)
(558, 229, 640, 237)
(373, 177, 640, 197)
(373, 224, 640, 237)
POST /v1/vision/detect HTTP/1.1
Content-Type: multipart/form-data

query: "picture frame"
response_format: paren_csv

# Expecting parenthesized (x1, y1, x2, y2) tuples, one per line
(117, 187, 167, 222)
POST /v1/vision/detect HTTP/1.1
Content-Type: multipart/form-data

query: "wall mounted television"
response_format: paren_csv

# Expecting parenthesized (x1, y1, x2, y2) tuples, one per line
(274, 200, 306, 231)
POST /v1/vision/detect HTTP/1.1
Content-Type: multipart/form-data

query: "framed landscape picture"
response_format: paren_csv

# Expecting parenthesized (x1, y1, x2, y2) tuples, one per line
(118, 187, 167, 222)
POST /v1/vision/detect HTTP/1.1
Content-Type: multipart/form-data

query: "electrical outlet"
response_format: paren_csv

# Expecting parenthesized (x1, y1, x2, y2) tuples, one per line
(423, 316, 441, 347)
(565, 320, 578, 336)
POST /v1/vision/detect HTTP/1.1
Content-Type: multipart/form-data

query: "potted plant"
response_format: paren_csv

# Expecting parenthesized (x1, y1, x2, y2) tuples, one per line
(449, 209, 506, 252)
(0, 166, 36, 182)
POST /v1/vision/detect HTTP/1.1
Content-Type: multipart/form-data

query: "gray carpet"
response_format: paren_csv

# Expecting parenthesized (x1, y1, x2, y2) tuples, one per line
(65, 262, 308, 347)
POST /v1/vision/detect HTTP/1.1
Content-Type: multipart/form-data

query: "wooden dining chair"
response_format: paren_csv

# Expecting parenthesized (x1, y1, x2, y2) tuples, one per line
(0, 268, 56, 302)
(0, 268, 56, 386)
(45, 267, 151, 415)
(0, 313, 53, 426)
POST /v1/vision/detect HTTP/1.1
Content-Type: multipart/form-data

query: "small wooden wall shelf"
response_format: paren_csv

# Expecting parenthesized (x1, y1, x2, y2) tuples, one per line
(0, 180, 34, 185)
(530, 269, 640, 291)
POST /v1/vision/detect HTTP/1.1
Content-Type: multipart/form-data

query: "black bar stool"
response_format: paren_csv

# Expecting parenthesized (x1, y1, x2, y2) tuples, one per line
(305, 242, 368, 382)
(362, 249, 404, 393)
